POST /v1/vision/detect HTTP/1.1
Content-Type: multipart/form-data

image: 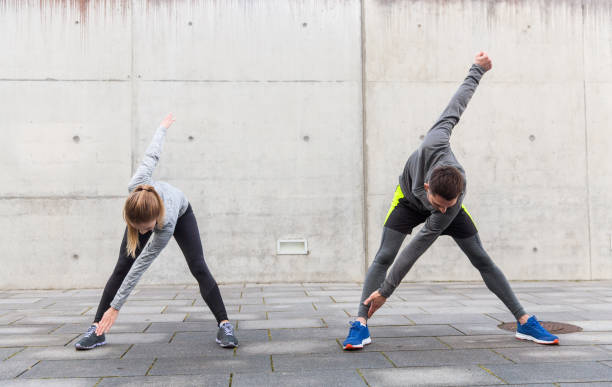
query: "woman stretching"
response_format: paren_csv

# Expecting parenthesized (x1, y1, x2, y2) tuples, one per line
(75, 114, 238, 350)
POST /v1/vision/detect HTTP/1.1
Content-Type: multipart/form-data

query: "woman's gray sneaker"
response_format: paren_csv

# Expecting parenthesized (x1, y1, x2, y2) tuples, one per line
(75, 325, 106, 350)
(216, 322, 238, 348)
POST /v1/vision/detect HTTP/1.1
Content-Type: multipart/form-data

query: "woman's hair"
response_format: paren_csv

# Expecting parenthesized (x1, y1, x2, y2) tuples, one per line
(124, 184, 165, 258)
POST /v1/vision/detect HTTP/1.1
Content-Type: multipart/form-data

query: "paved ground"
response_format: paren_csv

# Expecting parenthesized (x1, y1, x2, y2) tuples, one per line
(1, 281, 612, 386)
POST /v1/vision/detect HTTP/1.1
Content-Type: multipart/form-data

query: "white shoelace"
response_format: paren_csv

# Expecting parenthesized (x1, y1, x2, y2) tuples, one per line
(222, 323, 234, 336)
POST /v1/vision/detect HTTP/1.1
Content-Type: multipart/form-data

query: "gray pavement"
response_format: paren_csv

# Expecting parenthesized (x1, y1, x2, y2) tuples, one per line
(1, 281, 612, 386)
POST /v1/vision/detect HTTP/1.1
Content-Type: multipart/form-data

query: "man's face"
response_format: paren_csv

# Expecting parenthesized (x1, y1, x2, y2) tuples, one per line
(424, 183, 458, 214)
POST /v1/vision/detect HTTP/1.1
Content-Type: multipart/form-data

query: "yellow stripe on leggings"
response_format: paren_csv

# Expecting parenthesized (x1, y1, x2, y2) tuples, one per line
(462, 204, 477, 229)
(384, 185, 405, 224)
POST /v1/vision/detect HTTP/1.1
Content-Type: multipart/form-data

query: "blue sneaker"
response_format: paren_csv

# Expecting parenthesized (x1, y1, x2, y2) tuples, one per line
(516, 316, 559, 345)
(343, 321, 371, 350)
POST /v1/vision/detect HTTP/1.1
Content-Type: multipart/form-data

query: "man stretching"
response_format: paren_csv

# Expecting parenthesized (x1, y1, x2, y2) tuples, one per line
(343, 52, 558, 350)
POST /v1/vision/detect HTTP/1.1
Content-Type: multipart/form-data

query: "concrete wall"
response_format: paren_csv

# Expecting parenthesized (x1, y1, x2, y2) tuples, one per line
(0, 0, 610, 289)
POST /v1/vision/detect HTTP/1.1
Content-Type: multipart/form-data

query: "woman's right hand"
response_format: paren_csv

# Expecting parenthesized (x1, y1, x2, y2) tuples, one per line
(160, 113, 175, 129)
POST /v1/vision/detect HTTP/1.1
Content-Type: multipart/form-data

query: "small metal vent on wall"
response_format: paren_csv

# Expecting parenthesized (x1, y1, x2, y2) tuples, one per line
(277, 239, 308, 255)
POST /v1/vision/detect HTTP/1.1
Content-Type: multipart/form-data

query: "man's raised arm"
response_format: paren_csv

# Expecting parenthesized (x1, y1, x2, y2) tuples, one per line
(423, 52, 492, 147)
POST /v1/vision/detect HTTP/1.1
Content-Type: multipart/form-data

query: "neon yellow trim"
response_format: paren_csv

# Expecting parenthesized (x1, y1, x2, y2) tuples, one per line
(384, 185, 405, 224)
(462, 204, 477, 229)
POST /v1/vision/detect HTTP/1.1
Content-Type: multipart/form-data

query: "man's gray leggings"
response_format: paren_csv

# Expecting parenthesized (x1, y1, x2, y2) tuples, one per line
(358, 227, 527, 320)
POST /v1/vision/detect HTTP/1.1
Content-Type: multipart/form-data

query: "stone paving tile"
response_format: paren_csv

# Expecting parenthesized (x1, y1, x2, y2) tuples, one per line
(384, 348, 511, 367)
(368, 324, 463, 338)
(359, 365, 503, 386)
(238, 338, 342, 356)
(110, 313, 188, 324)
(22, 358, 154, 378)
(419, 306, 508, 314)
(10, 344, 131, 361)
(485, 361, 612, 383)
(144, 321, 218, 334)
(149, 355, 271, 375)
(449, 323, 509, 336)
(313, 302, 356, 311)
(560, 332, 612, 345)
(437, 334, 533, 349)
(324, 315, 413, 327)
(238, 318, 324, 330)
(494, 345, 612, 363)
(172, 329, 269, 344)
(97, 374, 230, 386)
(163, 306, 233, 314)
(14, 316, 95, 325)
(0, 299, 42, 305)
(486, 311, 585, 322)
(0, 360, 39, 379)
(186, 312, 265, 322)
(406, 313, 501, 325)
(124, 299, 194, 307)
(270, 327, 352, 341)
(273, 351, 392, 372)
(268, 310, 349, 320)
(574, 304, 612, 311)
(0, 325, 57, 335)
(0, 314, 27, 325)
(558, 383, 612, 387)
(0, 347, 23, 360)
(0, 378, 99, 386)
(202, 297, 262, 306)
(55, 322, 150, 334)
(240, 303, 316, 313)
(122, 343, 236, 359)
(81, 306, 165, 315)
(263, 296, 334, 304)
(67, 332, 172, 346)
(348, 306, 424, 316)
(306, 290, 362, 297)
(366, 337, 449, 352)
(243, 291, 307, 299)
(0, 333, 78, 347)
(573, 311, 612, 320)
(231, 370, 367, 387)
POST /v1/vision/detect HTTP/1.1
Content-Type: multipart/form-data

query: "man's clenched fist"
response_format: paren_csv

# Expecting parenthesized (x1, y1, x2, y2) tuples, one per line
(475, 51, 492, 71)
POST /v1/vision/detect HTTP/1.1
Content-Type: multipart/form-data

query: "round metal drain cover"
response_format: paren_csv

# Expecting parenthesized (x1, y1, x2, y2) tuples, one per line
(498, 321, 582, 334)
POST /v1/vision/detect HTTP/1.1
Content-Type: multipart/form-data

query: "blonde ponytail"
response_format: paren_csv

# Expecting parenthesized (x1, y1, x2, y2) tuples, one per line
(123, 185, 165, 257)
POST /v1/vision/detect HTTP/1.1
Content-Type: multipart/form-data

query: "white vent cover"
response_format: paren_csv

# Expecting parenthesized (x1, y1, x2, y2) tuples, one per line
(277, 239, 308, 255)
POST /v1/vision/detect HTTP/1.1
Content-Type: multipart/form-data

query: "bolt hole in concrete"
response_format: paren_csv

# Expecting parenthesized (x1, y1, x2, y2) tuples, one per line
(419, 134, 425, 140)
(532, 246, 538, 252)
(529, 134, 536, 141)
(188, 136, 194, 141)
(303, 135, 309, 142)
(498, 322, 582, 334)
(418, 23, 422, 28)
(72, 135, 80, 143)
(188, 21, 192, 26)
(72, 254, 79, 260)
(75, 20, 79, 24)
(302, 22, 308, 27)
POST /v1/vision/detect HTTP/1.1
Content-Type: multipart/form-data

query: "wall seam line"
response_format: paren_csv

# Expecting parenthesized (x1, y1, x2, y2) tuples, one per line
(581, 0, 593, 280)
(360, 0, 369, 277)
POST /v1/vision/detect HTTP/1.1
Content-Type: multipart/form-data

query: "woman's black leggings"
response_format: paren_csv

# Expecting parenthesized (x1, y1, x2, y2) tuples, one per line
(94, 204, 228, 325)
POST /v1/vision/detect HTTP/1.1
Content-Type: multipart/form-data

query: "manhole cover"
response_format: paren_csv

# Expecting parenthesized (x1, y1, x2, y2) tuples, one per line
(498, 321, 582, 334)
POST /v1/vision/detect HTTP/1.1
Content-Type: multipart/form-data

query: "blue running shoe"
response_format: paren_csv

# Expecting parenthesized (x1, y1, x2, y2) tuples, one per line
(516, 316, 559, 345)
(343, 321, 371, 350)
